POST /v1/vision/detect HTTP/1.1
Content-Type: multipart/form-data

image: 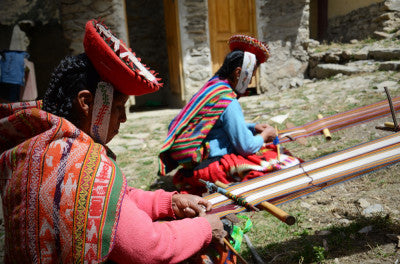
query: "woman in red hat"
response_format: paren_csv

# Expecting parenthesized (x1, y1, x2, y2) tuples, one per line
(159, 35, 301, 195)
(0, 19, 226, 263)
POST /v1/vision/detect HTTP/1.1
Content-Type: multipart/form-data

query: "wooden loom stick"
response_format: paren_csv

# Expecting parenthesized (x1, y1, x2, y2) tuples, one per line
(223, 238, 249, 264)
(317, 114, 332, 140)
(201, 180, 259, 212)
(215, 181, 296, 225)
(275, 125, 281, 162)
(385, 122, 395, 128)
(384, 87, 400, 131)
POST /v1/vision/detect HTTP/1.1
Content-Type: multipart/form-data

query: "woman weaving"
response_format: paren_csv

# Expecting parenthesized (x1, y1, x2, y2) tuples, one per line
(159, 35, 301, 194)
(0, 19, 227, 263)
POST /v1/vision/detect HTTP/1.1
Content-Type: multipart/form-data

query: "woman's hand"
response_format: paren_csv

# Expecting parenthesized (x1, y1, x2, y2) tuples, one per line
(203, 214, 227, 246)
(172, 193, 212, 218)
(257, 124, 277, 143)
(254, 123, 269, 133)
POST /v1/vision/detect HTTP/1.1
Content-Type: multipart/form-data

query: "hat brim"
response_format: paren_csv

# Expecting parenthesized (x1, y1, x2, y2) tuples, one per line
(229, 35, 270, 64)
(84, 19, 162, 96)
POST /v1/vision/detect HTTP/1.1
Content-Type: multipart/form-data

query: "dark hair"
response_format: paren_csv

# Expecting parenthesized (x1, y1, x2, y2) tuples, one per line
(214, 50, 244, 79)
(42, 53, 101, 123)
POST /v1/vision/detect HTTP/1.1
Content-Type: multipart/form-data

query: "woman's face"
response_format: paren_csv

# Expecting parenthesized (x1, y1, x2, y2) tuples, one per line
(231, 64, 258, 94)
(106, 91, 129, 143)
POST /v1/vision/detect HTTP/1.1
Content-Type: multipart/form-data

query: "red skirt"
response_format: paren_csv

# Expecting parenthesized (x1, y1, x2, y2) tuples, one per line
(173, 145, 302, 195)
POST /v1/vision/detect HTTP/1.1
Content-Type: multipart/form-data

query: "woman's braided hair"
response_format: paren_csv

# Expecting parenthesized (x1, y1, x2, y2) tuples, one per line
(214, 50, 244, 80)
(42, 53, 100, 124)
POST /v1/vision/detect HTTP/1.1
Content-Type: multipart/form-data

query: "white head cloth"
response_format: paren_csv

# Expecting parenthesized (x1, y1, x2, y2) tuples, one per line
(90, 81, 114, 144)
(235, 51, 256, 94)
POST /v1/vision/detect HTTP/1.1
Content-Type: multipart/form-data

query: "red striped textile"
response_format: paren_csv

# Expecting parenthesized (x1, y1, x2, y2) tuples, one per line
(278, 96, 400, 142)
(205, 132, 400, 218)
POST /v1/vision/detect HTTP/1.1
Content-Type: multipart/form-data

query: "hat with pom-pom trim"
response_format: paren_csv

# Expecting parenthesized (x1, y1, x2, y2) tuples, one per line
(84, 19, 162, 96)
(228, 34, 270, 64)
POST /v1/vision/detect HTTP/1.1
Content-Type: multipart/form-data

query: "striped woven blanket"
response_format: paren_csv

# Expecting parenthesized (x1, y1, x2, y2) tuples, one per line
(205, 131, 400, 218)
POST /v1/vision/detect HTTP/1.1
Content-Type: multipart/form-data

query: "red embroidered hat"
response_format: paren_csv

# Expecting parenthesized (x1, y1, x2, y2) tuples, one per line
(228, 34, 270, 64)
(84, 19, 162, 96)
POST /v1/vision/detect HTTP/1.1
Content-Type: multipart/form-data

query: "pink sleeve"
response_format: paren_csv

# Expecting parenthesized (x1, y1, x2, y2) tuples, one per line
(108, 190, 213, 264)
(125, 187, 176, 220)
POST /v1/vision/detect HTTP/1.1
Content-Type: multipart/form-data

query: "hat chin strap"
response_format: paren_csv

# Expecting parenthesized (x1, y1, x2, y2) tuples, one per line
(90, 82, 114, 144)
(235, 51, 256, 94)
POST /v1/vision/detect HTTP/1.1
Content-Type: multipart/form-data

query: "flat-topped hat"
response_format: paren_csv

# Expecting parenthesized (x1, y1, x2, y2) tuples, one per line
(84, 19, 162, 96)
(228, 34, 270, 64)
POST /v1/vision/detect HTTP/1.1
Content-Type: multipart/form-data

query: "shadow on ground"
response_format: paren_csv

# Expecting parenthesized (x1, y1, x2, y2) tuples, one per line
(248, 214, 400, 263)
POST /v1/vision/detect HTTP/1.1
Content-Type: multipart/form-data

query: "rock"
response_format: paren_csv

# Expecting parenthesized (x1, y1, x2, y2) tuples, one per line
(316, 230, 332, 236)
(338, 219, 351, 225)
(310, 64, 362, 79)
(376, 80, 399, 91)
(358, 225, 373, 234)
(300, 202, 311, 209)
(323, 239, 329, 251)
(362, 204, 384, 216)
(373, 31, 392, 40)
(341, 50, 353, 61)
(353, 51, 368, 60)
(378, 61, 400, 71)
(369, 48, 400, 60)
(324, 53, 341, 63)
(357, 198, 370, 208)
(384, 0, 400, 12)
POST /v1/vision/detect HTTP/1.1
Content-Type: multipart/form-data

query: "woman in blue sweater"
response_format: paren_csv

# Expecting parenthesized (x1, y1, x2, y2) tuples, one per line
(159, 35, 300, 194)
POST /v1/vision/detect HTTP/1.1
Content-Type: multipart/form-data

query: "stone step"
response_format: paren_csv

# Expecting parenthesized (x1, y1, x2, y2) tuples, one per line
(309, 59, 400, 79)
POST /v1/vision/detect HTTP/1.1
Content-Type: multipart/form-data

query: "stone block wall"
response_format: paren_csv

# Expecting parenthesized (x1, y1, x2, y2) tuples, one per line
(60, 0, 128, 55)
(178, 0, 213, 102)
(256, 0, 310, 93)
(326, 2, 385, 42)
(325, 0, 400, 42)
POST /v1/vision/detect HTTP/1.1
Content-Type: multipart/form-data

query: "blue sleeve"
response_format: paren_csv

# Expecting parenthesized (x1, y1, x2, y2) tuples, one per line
(220, 100, 264, 156)
(246, 123, 256, 134)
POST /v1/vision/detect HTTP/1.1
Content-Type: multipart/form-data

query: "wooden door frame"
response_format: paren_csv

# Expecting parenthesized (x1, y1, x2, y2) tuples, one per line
(163, 0, 185, 101)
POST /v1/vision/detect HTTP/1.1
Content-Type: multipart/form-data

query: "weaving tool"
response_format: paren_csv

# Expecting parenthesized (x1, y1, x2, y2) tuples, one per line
(376, 87, 400, 132)
(215, 181, 295, 225)
(200, 179, 259, 212)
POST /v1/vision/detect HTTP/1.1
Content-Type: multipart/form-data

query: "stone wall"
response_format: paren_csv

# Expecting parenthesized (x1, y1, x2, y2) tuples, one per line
(256, 0, 310, 93)
(325, 0, 400, 42)
(60, 0, 128, 54)
(178, 0, 213, 102)
(326, 2, 385, 42)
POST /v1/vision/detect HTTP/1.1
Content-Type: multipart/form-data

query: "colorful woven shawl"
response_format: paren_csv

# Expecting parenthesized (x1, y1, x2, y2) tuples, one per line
(0, 102, 126, 263)
(159, 77, 237, 175)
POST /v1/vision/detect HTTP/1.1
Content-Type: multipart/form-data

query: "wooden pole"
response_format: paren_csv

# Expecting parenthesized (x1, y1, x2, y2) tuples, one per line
(275, 125, 281, 162)
(223, 238, 249, 264)
(317, 114, 332, 140)
(215, 181, 296, 225)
